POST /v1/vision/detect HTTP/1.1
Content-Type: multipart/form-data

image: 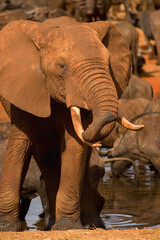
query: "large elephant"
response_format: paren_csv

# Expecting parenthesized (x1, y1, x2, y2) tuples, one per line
(0, 16, 144, 231)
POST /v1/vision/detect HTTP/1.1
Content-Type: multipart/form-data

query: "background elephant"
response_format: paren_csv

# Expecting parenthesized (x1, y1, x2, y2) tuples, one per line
(0, 16, 133, 231)
(125, 5, 160, 64)
(105, 96, 160, 176)
(143, 96, 160, 113)
(115, 21, 143, 75)
(121, 75, 153, 99)
(107, 112, 160, 177)
(146, 0, 160, 10)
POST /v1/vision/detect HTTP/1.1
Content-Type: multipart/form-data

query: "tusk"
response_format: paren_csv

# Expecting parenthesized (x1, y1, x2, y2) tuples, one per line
(70, 106, 102, 148)
(117, 112, 144, 130)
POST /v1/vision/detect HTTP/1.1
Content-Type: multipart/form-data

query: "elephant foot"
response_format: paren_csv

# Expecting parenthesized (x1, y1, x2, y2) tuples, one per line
(52, 217, 83, 230)
(81, 213, 106, 229)
(44, 217, 55, 231)
(0, 216, 22, 232)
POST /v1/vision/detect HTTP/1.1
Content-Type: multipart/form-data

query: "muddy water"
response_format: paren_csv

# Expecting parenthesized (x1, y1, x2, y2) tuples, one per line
(24, 160, 160, 230)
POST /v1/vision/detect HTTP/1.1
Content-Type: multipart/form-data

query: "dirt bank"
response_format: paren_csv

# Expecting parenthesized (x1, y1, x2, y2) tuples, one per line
(0, 227, 160, 240)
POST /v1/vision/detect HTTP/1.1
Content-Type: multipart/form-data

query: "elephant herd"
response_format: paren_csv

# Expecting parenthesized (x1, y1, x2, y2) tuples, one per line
(0, 0, 159, 234)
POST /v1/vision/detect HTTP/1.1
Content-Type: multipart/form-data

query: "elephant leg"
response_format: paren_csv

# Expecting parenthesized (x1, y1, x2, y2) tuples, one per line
(81, 176, 105, 229)
(81, 149, 105, 229)
(0, 124, 32, 231)
(53, 133, 88, 230)
(19, 198, 32, 221)
(33, 151, 61, 231)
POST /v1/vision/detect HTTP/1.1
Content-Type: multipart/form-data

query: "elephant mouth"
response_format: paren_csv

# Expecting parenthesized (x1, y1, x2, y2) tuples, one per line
(70, 106, 144, 148)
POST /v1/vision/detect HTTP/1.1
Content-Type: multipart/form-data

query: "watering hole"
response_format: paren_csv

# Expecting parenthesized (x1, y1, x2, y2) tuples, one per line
(23, 159, 160, 231)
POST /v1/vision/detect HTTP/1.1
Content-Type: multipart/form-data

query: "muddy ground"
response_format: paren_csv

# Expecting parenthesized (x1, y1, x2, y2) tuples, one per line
(0, 18, 160, 240)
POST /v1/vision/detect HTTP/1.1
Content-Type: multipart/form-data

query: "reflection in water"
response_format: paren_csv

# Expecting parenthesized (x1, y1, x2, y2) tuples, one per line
(25, 160, 160, 230)
(25, 197, 45, 231)
(99, 161, 160, 229)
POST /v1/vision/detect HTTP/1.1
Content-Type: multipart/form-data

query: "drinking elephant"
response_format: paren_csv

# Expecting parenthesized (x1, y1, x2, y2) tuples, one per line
(0, 16, 144, 231)
(107, 112, 160, 176)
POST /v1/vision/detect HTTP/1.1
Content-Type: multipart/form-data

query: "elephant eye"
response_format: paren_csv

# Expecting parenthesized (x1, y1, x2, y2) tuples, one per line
(59, 63, 67, 71)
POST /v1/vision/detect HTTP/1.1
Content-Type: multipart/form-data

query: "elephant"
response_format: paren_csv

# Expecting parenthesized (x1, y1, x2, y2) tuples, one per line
(107, 112, 160, 177)
(25, 7, 48, 22)
(115, 21, 141, 75)
(0, 9, 27, 30)
(120, 75, 153, 100)
(47, 8, 70, 19)
(0, 16, 144, 232)
(73, 0, 108, 22)
(74, 0, 97, 22)
(125, 5, 160, 65)
(146, 0, 160, 10)
(143, 96, 160, 113)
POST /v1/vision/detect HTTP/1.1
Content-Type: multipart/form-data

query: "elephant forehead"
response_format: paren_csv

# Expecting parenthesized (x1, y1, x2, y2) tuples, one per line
(41, 26, 109, 61)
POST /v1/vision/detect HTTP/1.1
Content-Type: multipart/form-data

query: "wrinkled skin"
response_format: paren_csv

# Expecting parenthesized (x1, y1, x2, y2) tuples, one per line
(0, 17, 131, 231)
(0, 122, 105, 228)
(115, 21, 140, 75)
(125, 6, 160, 65)
(108, 112, 160, 176)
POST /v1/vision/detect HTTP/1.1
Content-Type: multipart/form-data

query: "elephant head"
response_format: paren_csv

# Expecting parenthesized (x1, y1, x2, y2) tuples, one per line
(0, 17, 143, 146)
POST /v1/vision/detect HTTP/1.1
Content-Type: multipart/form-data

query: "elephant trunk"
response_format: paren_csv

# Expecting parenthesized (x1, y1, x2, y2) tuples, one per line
(82, 64, 118, 142)
(70, 59, 144, 147)
(71, 59, 118, 143)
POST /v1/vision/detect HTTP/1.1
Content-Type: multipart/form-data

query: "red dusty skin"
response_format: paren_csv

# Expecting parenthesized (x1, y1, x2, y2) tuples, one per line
(70, 59, 144, 145)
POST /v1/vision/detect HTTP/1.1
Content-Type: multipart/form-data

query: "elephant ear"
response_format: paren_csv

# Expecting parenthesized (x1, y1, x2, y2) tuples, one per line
(84, 21, 132, 98)
(0, 23, 51, 117)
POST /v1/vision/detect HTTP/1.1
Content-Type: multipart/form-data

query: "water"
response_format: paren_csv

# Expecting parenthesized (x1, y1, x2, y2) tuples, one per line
(25, 160, 160, 230)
